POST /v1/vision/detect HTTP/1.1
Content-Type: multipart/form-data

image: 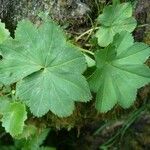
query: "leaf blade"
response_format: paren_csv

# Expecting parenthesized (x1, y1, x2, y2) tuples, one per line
(2, 102, 27, 136)
(89, 32, 150, 112)
(96, 3, 137, 47)
(0, 19, 92, 117)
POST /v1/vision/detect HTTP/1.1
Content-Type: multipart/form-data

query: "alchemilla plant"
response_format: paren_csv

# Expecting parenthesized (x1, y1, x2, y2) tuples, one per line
(0, 2, 150, 142)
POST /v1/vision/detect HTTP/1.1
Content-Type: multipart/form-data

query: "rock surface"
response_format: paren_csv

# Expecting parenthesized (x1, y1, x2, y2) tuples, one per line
(134, 0, 150, 42)
(0, 0, 106, 34)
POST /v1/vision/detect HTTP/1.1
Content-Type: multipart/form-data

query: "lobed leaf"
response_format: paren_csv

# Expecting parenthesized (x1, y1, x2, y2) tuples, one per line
(0, 19, 91, 117)
(1, 102, 27, 136)
(96, 3, 137, 47)
(89, 32, 150, 112)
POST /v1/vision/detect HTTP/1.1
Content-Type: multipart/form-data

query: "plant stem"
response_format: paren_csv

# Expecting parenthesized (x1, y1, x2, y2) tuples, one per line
(75, 27, 99, 42)
(137, 24, 150, 28)
(80, 48, 94, 55)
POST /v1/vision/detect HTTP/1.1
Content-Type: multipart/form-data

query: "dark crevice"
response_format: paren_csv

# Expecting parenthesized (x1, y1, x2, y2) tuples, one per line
(0, 55, 3, 60)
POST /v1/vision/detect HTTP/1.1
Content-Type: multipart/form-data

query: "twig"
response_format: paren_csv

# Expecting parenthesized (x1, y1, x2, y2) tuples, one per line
(80, 48, 94, 55)
(137, 24, 150, 28)
(75, 27, 99, 42)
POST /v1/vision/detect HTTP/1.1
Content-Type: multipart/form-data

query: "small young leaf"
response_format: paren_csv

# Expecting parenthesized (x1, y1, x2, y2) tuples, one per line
(31, 129, 50, 148)
(20, 129, 50, 150)
(0, 20, 9, 44)
(0, 19, 91, 117)
(89, 32, 150, 112)
(96, 3, 137, 47)
(2, 102, 27, 136)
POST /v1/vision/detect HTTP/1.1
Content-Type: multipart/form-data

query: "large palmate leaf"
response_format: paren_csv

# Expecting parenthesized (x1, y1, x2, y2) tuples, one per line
(89, 32, 150, 112)
(1, 102, 27, 136)
(0, 20, 9, 44)
(96, 3, 137, 47)
(0, 19, 91, 117)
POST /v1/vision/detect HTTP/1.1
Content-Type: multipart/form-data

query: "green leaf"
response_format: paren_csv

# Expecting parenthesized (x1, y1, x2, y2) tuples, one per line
(1, 102, 27, 136)
(89, 32, 150, 112)
(0, 19, 91, 117)
(96, 3, 137, 47)
(0, 20, 9, 44)
(30, 129, 50, 148)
